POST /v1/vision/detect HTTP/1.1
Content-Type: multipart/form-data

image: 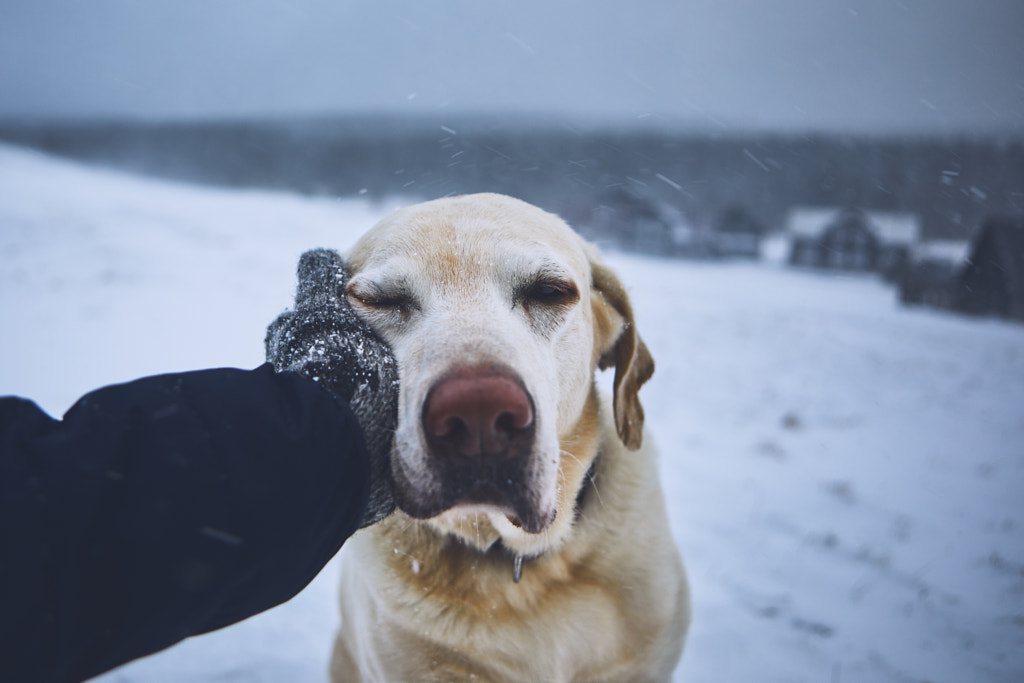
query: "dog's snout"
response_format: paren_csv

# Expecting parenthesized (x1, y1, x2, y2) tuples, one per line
(405, 365, 551, 533)
(423, 366, 535, 461)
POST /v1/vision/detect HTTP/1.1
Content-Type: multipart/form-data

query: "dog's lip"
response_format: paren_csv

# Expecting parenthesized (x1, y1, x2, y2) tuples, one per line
(441, 503, 551, 534)
(391, 436, 556, 534)
(435, 501, 518, 522)
(444, 483, 554, 534)
(391, 484, 555, 535)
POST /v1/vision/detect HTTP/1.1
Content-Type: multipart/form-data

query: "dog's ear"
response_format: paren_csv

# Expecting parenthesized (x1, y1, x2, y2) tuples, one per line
(590, 259, 654, 451)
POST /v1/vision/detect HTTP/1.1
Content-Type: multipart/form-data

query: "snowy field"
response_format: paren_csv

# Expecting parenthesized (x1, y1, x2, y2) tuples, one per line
(2, 143, 1023, 683)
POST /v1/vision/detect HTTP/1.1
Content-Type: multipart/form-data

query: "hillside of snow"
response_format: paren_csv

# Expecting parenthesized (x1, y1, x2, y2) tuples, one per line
(1, 144, 1022, 682)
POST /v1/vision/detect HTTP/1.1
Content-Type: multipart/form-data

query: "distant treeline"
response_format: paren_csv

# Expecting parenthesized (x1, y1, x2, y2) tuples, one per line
(1, 115, 1021, 240)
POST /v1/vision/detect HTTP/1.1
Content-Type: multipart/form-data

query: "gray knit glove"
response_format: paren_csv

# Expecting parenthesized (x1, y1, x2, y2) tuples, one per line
(265, 249, 399, 528)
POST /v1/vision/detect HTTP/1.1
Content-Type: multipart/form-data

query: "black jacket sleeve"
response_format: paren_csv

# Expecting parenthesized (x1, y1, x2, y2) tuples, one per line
(0, 363, 370, 683)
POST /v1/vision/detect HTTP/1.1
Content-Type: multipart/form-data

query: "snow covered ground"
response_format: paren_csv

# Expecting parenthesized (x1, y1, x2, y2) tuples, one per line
(2, 143, 1023, 682)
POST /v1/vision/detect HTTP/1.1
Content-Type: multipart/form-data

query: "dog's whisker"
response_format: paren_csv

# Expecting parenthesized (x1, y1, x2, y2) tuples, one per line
(558, 448, 586, 469)
(559, 448, 607, 512)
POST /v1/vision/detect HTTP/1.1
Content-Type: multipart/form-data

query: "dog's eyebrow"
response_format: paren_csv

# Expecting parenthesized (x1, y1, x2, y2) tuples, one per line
(349, 267, 409, 292)
(517, 257, 574, 283)
(347, 273, 418, 309)
(509, 262, 573, 294)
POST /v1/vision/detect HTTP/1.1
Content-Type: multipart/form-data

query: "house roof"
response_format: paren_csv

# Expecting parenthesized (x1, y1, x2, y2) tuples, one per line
(786, 206, 921, 245)
(786, 207, 843, 238)
(870, 212, 922, 245)
(910, 240, 971, 265)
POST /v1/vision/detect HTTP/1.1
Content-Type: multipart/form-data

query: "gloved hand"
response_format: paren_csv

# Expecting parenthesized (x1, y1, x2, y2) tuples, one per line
(265, 249, 399, 528)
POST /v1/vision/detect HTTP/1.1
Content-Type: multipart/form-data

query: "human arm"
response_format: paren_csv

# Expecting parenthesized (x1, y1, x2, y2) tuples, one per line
(0, 364, 371, 683)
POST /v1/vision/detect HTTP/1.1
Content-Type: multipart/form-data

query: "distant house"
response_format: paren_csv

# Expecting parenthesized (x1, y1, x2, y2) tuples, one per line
(953, 216, 1024, 322)
(582, 186, 708, 256)
(582, 187, 672, 253)
(712, 204, 766, 259)
(897, 240, 970, 309)
(786, 206, 921, 273)
(668, 222, 716, 258)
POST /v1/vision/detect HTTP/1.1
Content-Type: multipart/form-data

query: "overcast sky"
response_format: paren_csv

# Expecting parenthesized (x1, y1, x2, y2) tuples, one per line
(1, 0, 1022, 136)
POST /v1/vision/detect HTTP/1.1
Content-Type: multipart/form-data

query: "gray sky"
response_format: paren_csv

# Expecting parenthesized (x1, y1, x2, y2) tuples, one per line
(1, 0, 1022, 136)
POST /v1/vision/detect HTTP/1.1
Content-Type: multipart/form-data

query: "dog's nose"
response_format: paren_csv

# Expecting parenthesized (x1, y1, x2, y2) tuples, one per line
(422, 366, 535, 461)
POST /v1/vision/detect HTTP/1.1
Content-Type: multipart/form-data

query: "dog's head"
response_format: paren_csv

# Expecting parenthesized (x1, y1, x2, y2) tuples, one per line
(346, 193, 653, 556)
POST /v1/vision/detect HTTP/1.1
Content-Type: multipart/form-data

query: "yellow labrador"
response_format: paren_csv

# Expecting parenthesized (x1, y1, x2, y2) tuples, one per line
(332, 193, 689, 682)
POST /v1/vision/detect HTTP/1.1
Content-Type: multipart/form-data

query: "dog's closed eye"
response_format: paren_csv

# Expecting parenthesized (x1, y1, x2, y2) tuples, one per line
(514, 276, 580, 337)
(517, 278, 580, 310)
(347, 279, 418, 317)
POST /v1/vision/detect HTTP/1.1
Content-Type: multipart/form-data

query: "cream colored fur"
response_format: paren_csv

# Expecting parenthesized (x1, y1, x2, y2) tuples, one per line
(331, 193, 689, 682)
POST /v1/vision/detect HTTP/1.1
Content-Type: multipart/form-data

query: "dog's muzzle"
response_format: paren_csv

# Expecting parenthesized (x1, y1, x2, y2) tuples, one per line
(393, 364, 554, 534)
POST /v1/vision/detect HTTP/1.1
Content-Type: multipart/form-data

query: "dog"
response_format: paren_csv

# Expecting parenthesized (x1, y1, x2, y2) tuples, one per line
(331, 193, 690, 682)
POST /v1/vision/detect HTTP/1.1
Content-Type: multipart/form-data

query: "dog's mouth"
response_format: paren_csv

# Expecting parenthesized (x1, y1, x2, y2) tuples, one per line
(391, 453, 557, 535)
(390, 364, 557, 535)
